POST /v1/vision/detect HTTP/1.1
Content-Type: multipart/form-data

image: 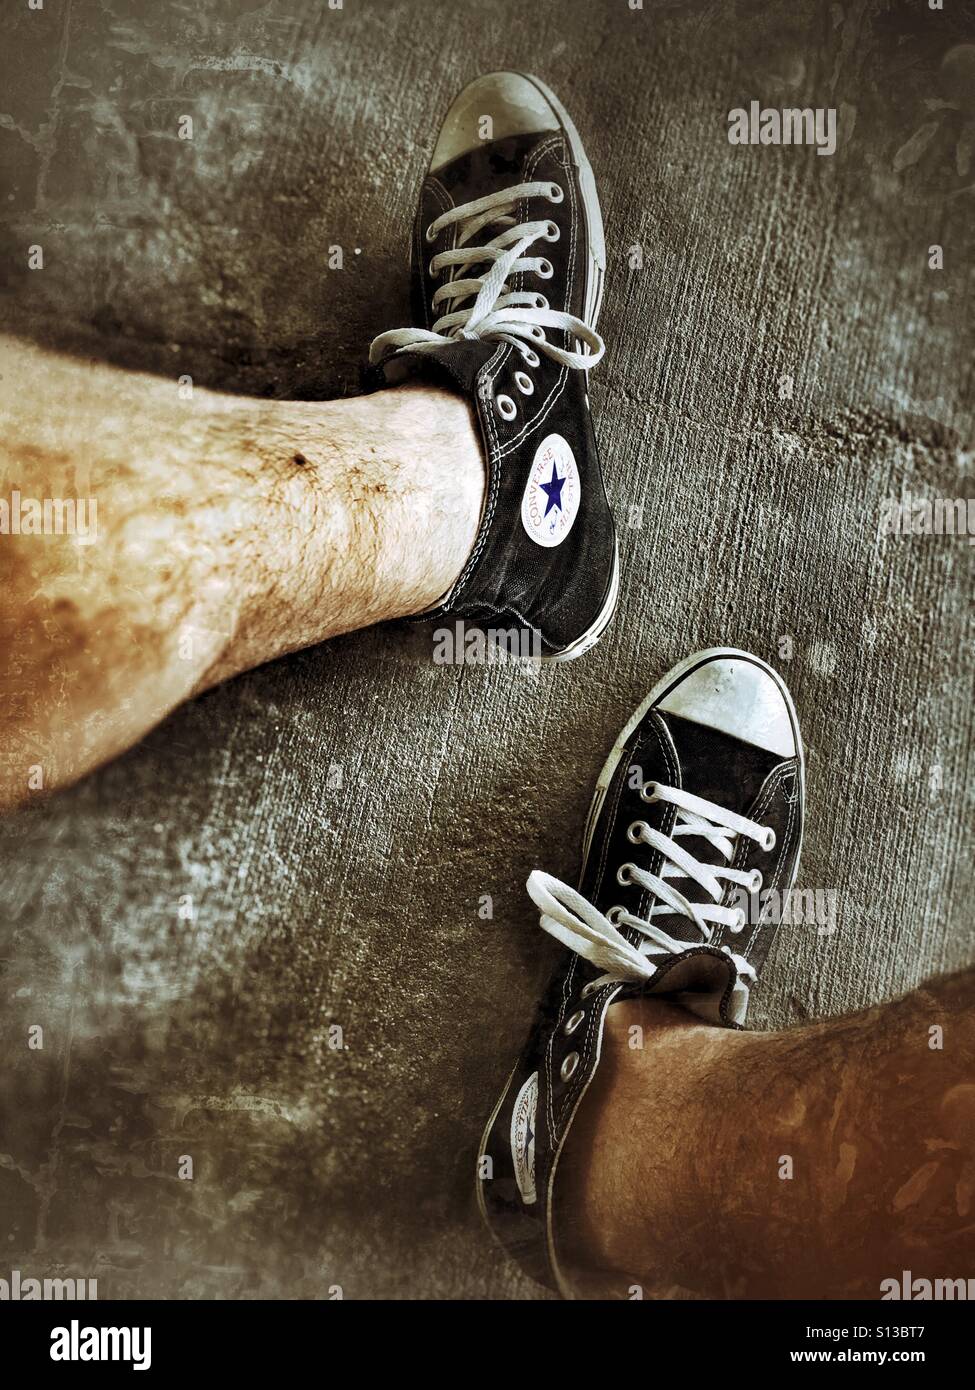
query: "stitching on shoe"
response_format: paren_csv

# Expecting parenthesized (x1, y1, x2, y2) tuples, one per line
(548, 710, 630, 1139)
(715, 768, 779, 952)
(592, 762, 625, 904)
(559, 969, 605, 1136)
(548, 760, 626, 1134)
(555, 714, 680, 1132)
(634, 714, 680, 927)
(422, 177, 455, 332)
(752, 766, 798, 935)
(547, 961, 577, 1139)
(712, 762, 798, 956)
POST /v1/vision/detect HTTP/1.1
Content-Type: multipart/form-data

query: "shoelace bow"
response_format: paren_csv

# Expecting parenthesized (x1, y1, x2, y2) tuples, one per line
(528, 782, 776, 1011)
(369, 181, 604, 371)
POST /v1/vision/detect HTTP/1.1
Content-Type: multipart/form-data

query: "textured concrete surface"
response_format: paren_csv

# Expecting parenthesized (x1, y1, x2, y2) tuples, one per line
(1, 0, 973, 1299)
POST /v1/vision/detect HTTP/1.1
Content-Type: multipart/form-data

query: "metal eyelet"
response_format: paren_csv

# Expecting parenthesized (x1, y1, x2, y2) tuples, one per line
(547, 183, 564, 204)
(761, 827, 776, 852)
(606, 905, 625, 924)
(534, 294, 549, 310)
(560, 1052, 580, 1082)
(536, 258, 554, 280)
(514, 370, 534, 396)
(749, 869, 764, 892)
(522, 348, 541, 368)
(428, 259, 440, 279)
(564, 1010, 585, 1036)
(425, 222, 439, 244)
(639, 781, 658, 803)
(581, 980, 602, 1000)
(616, 863, 635, 887)
(543, 221, 560, 242)
(626, 820, 649, 845)
(495, 394, 517, 421)
(729, 909, 747, 935)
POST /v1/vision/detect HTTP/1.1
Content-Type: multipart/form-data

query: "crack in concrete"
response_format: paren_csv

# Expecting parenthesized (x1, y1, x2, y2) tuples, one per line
(36, 0, 75, 212)
(0, 113, 43, 151)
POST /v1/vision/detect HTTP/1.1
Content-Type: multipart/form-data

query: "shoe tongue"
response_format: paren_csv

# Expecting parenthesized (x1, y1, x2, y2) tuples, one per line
(431, 132, 556, 204)
(647, 828, 725, 948)
(658, 713, 780, 812)
(643, 714, 779, 944)
(376, 337, 497, 394)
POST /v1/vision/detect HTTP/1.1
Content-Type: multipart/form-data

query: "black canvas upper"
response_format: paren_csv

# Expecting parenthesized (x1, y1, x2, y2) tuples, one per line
(373, 124, 617, 657)
(478, 653, 805, 1295)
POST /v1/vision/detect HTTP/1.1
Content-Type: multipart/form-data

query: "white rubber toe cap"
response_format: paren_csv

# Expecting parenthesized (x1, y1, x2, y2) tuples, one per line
(431, 72, 559, 171)
(656, 655, 797, 759)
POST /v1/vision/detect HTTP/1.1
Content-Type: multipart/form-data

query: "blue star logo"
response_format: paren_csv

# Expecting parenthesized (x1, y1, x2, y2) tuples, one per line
(540, 460, 566, 516)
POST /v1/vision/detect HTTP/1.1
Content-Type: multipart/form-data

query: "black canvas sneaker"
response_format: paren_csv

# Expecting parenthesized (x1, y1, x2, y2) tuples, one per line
(369, 72, 617, 661)
(477, 648, 805, 1295)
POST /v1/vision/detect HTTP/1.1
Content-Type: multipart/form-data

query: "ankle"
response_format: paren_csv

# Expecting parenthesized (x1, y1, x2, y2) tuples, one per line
(554, 998, 747, 1296)
(203, 383, 485, 681)
(365, 384, 485, 614)
(284, 384, 483, 620)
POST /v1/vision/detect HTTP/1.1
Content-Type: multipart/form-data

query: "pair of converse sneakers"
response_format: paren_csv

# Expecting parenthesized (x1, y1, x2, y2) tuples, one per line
(369, 74, 805, 1296)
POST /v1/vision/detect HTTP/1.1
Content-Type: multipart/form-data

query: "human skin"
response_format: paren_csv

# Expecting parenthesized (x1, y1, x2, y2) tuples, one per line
(0, 334, 484, 807)
(557, 972, 975, 1299)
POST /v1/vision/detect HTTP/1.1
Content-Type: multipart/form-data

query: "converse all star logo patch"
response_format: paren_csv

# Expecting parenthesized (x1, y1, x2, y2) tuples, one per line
(520, 433, 581, 548)
(510, 1071, 538, 1205)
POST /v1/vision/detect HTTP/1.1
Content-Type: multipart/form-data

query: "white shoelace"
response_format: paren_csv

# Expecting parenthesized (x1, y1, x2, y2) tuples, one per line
(528, 783, 775, 1021)
(369, 181, 604, 371)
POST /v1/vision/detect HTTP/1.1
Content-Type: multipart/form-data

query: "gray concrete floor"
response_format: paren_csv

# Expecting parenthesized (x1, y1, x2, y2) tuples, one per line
(1, 0, 973, 1299)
